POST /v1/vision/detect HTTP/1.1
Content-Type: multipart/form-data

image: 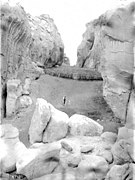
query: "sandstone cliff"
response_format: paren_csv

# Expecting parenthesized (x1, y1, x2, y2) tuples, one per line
(77, 2, 135, 123)
(1, 2, 64, 117)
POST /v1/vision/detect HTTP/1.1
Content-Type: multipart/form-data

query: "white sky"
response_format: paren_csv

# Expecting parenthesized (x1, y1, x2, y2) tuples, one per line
(6, 0, 133, 65)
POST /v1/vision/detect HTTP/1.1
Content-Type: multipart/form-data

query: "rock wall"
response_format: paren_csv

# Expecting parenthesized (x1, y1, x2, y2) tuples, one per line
(1, 2, 64, 117)
(77, 2, 135, 123)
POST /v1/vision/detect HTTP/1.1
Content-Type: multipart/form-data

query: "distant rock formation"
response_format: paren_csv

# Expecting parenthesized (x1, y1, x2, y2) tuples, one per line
(1, 2, 64, 117)
(77, 2, 135, 123)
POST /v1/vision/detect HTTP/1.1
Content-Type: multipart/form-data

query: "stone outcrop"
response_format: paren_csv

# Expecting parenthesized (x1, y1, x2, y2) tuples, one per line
(76, 2, 135, 123)
(1, 2, 64, 118)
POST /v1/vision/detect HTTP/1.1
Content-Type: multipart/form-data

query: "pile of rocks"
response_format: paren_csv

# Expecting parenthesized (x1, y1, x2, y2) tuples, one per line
(1, 98, 134, 180)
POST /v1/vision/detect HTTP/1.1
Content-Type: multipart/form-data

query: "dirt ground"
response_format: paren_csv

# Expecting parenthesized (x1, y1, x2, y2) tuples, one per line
(2, 74, 123, 147)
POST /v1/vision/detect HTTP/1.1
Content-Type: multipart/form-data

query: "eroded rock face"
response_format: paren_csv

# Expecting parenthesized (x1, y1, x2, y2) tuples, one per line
(77, 2, 135, 122)
(1, 2, 64, 118)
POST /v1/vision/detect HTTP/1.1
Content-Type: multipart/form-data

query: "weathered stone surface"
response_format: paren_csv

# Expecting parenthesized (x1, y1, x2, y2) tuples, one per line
(97, 150, 113, 164)
(117, 126, 135, 141)
(77, 2, 135, 122)
(16, 95, 32, 109)
(105, 163, 134, 180)
(0, 124, 27, 173)
(101, 132, 117, 144)
(78, 155, 109, 180)
(60, 139, 81, 169)
(0, 124, 18, 173)
(33, 172, 78, 180)
(126, 90, 135, 129)
(1, 2, 64, 118)
(16, 142, 61, 180)
(43, 104, 69, 143)
(68, 114, 103, 136)
(29, 98, 51, 144)
(80, 145, 94, 153)
(6, 79, 22, 116)
(111, 139, 133, 164)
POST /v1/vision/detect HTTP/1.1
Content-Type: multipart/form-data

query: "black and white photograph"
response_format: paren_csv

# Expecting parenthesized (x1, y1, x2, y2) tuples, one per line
(0, 0, 135, 179)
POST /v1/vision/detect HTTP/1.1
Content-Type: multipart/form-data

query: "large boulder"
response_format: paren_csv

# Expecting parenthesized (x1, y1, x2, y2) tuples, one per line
(29, 98, 69, 144)
(68, 114, 103, 136)
(117, 126, 135, 141)
(0, 124, 27, 173)
(101, 132, 117, 144)
(111, 139, 133, 164)
(78, 155, 109, 180)
(16, 142, 61, 180)
(105, 163, 134, 180)
(29, 98, 51, 144)
(43, 103, 69, 143)
(1, 2, 64, 118)
(76, 2, 135, 123)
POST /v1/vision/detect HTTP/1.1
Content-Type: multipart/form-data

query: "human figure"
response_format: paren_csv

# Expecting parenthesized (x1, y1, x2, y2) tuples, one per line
(63, 96, 66, 105)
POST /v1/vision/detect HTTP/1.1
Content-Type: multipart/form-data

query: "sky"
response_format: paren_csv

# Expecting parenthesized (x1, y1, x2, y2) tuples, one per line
(5, 0, 133, 65)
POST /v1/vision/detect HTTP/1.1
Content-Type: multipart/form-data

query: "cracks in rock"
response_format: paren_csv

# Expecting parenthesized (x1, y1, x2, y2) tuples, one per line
(125, 75, 134, 123)
(104, 33, 132, 43)
(1, 82, 7, 118)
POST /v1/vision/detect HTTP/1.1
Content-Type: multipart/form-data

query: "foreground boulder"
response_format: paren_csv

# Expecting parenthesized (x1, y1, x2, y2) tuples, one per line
(68, 114, 103, 136)
(29, 98, 69, 144)
(76, 2, 135, 123)
(105, 163, 134, 180)
(111, 139, 133, 165)
(29, 98, 51, 144)
(43, 103, 69, 143)
(33, 172, 77, 180)
(78, 155, 109, 180)
(16, 142, 61, 180)
(0, 124, 27, 173)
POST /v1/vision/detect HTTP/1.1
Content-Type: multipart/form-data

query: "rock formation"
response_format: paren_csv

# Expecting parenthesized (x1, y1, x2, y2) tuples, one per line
(77, 2, 135, 123)
(1, 2, 64, 118)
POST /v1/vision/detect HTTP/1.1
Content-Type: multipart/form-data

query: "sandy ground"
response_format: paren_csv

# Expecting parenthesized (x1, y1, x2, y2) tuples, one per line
(2, 74, 122, 147)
